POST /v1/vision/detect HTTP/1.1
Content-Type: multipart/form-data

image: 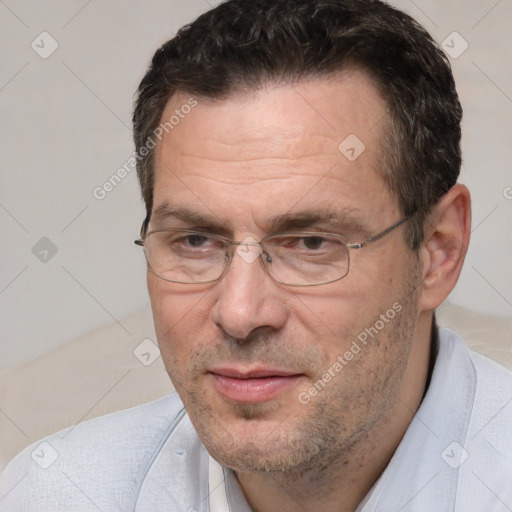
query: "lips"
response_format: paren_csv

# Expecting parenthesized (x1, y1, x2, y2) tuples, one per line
(210, 366, 304, 404)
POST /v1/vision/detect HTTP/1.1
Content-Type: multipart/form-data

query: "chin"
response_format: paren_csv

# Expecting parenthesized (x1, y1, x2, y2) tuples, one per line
(187, 392, 357, 476)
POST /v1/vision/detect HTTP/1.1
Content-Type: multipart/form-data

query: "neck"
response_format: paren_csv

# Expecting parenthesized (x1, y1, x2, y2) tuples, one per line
(236, 429, 394, 512)
(236, 314, 435, 512)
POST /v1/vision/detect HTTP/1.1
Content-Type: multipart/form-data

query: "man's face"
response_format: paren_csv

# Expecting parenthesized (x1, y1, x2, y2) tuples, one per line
(147, 71, 423, 474)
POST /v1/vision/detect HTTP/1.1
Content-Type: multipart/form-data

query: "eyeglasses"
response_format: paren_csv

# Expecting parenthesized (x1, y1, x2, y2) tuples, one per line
(134, 213, 414, 287)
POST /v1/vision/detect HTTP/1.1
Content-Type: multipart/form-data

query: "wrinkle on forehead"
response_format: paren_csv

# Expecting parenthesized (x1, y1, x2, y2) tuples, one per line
(152, 69, 396, 235)
(157, 71, 387, 164)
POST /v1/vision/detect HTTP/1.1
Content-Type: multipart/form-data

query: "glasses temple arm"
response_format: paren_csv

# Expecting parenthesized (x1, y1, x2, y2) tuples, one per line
(347, 212, 415, 249)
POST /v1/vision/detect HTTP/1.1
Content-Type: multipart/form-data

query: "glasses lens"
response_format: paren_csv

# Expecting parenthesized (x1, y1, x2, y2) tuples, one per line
(143, 230, 350, 286)
(144, 230, 227, 283)
(263, 233, 349, 285)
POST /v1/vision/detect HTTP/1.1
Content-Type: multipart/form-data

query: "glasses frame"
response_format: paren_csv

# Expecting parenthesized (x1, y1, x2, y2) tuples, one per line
(134, 212, 415, 287)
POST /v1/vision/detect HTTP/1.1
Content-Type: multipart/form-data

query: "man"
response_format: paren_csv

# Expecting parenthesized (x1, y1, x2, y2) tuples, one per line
(1, 0, 511, 510)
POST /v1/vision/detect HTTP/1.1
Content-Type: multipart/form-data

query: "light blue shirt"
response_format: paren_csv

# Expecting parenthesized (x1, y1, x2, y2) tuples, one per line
(1, 328, 511, 511)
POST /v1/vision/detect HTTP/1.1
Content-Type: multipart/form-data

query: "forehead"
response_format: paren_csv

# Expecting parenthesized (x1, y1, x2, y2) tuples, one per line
(152, 70, 397, 231)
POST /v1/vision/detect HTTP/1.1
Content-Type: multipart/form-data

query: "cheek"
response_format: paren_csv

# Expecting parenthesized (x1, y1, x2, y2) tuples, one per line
(289, 262, 408, 367)
(292, 273, 395, 336)
(147, 273, 214, 365)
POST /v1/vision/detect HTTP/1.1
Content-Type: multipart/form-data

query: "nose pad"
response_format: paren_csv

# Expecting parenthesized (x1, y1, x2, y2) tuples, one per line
(235, 236, 263, 264)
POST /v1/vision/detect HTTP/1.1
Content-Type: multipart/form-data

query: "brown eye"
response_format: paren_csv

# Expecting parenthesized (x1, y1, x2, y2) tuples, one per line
(299, 236, 325, 250)
(180, 234, 211, 248)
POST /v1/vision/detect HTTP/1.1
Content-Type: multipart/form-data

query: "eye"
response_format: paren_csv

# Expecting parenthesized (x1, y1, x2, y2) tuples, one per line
(164, 232, 225, 254)
(281, 236, 329, 251)
(265, 234, 347, 271)
(181, 233, 212, 248)
(298, 236, 326, 250)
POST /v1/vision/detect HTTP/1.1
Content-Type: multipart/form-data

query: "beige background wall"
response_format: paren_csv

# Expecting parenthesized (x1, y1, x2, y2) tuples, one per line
(1, 0, 511, 368)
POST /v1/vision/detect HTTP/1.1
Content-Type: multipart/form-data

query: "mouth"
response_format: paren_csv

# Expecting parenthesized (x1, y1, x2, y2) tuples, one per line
(209, 366, 304, 404)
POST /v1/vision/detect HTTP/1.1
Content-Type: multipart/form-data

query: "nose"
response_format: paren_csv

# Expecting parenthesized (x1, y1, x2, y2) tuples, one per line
(210, 241, 288, 340)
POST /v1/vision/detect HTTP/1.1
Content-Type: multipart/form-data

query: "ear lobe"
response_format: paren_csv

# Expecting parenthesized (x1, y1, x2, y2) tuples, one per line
(419, 184, 471, 311)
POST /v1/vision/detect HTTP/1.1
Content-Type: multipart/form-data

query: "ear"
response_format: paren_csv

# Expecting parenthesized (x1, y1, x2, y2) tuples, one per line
(419, 184, 471, 311)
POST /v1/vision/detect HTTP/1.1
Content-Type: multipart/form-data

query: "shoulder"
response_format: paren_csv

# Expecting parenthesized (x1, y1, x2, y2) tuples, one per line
(440, 327, 512, 432)
(466, 350, 512, 509)
(466, 338, 512, 452)
(463, 329, 512, 433)
(0, 393, 188, 511)
(441, 329, 512, 510)
(440, 327, 512, 391)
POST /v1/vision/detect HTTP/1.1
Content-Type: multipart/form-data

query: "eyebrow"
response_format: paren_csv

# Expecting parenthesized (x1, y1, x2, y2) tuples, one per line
(152, 203, 228, 232)
(270, 210, 367, 234)
(151, 202, 370, 236)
